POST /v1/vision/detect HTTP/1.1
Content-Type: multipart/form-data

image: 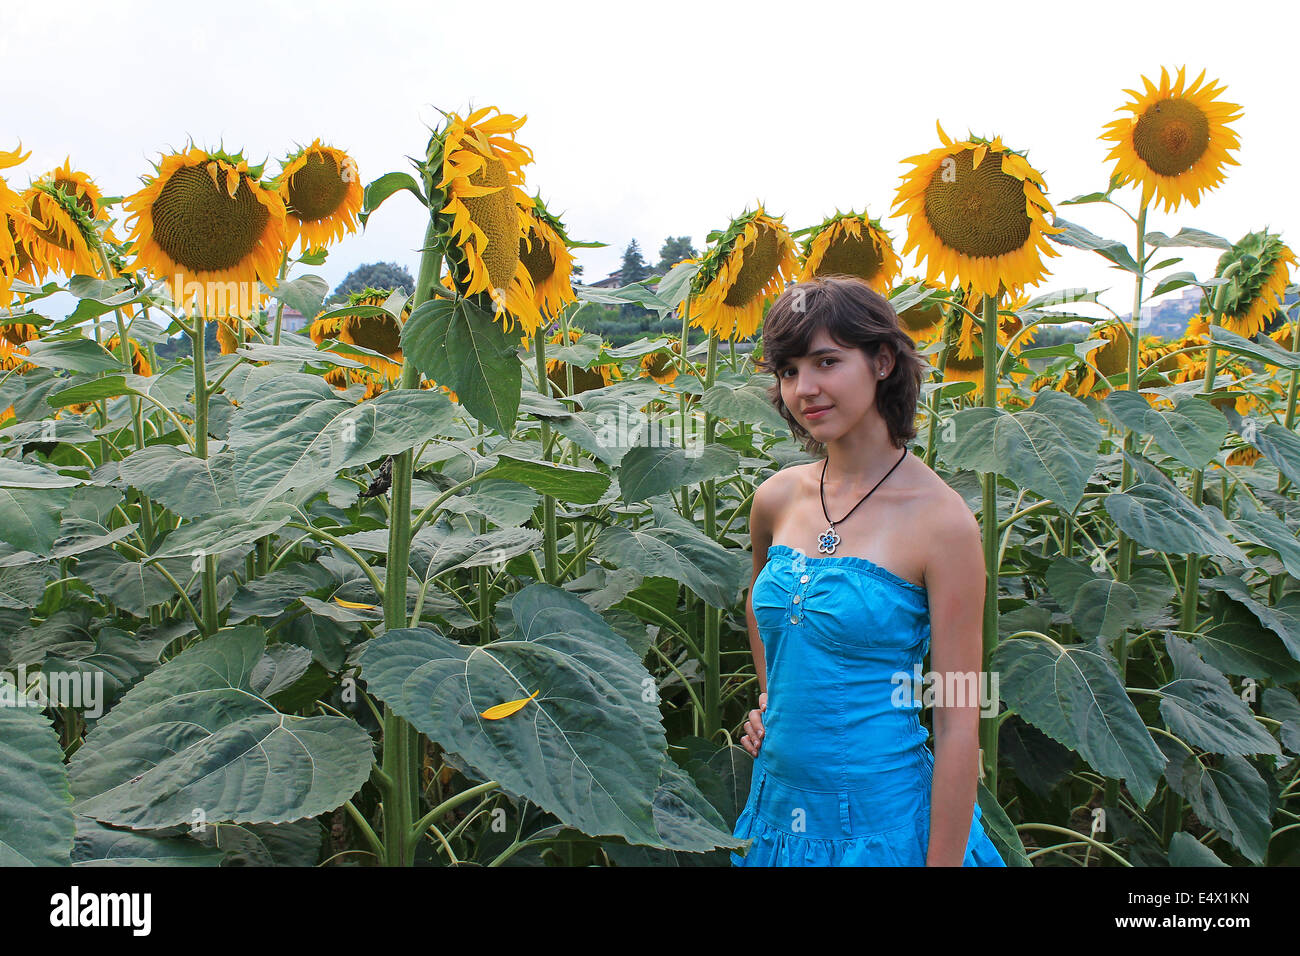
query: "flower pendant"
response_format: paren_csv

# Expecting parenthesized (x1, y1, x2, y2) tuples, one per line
(817, 526, 840, 555)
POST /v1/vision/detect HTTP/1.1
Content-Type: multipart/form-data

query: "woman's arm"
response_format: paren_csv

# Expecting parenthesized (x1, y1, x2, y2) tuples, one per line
(923, 496, 987, 867)
(740, 474, 776, 756)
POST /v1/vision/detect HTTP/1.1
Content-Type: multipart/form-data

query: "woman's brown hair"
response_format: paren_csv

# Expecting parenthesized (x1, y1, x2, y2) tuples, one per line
(755, 275, 927, 455)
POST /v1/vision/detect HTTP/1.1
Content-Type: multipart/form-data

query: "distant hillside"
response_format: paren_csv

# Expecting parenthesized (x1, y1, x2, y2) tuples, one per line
(1123, 286, 1299, 342)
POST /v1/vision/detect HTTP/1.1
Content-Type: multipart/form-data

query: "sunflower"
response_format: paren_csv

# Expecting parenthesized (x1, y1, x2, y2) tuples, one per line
(639, 336, 682, 385)
(15, 160, 111, 280)
(276, 140, 362, 252)
(893, 123, 1062, 300)
(545, 327, 622, 395)
(0, 321, 38, 374)
(1211, 230, 1297, 339)
(124, 146, 286, 318)
(957, 287, 1038, 355)
(892, 278, 953, 346)
(0, 144, 35, 306)
(796, 211, 902, 294)
(1070, 321, 1133, 399)
(309, 289, 407, 383)
(1101, 67, 1242, 214)
(1224, 446, 1262, 467)
(520, 195, 578, 319)
(690, 208, 796, 341)
(103, 335, 152, 377)
(425, 107, 543, 339)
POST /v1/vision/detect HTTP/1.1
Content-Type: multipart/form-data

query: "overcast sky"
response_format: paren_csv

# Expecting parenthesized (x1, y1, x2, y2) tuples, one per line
(3, 0, 1296, 323)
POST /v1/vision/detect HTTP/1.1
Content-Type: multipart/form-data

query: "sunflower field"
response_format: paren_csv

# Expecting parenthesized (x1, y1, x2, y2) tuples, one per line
(2, 70, 1299, 869)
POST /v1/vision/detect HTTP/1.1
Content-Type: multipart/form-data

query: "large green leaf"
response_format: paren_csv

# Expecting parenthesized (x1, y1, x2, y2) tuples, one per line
(1159, 737, 1271, 864)
(1101, 392, 1228, 470)
(227, 372, 457, 509)
(0, 691, 76, 865)
(69, 626, 374, 829)
(699, 383, 788, 431)
(617, 444, 740, 504)
(1158, 636, 1281, 758)
(115, 446, 238, 518)
(0, 486, 74, 554)
(1044, 556, 1140, 645)
(1198, 603, 1300, 683)
(1227, 498, 1300, 583)
(591, 501, 748, 609)
(75, 549, 177, 617)
(401, 297, 522, 435)
(0, 458, 81, 488)
(147, 503, 296, 560)
(71, 817, 223, 866)
(1105, 483, 1248, 562)
(1203, 576, 1300, 662)
(486, 453, 610, 504)
(21, 337, 122, 374)
(993, 636, 1165, 808)
(942, 390, 1101, 511)
(1223, 408, 1300, 487)
(361, 583, 691, 847)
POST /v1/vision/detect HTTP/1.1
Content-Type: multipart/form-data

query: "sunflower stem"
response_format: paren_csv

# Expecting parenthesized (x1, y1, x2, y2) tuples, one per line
(188, 312, 220, 637)
(377, 226, 441, 867)
(533, 329, 559, 585)
(702, 330, 722, 740)
(271, 250, 290, 345)
(978, 293, 1001, 792)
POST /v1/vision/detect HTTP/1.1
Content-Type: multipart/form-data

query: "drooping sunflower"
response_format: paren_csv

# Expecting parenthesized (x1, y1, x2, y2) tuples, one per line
(425, 107, 543, 339)
(124, 146, 287, 318)
(797, 211, 902, 293)
(15, 160, 111, 280)
(956, 287, 1038, 356)
(0, 144, 35, 306)
(639, 336, 682, 385)
(891, 278, 953, 347)
(1071, 321, 1133, 400)
(690, 208, 796, 341)
(0, 321, 38, 373)
(893, 123, 1062, 300)
(309, 289, 407, 384)
(519, 195, 578, 320)
(276, 140, 362, 252)
(1101, 67, 1242, 214)
(545, 327, 622, 395)
(103, 334, 152, 377)
(1211, 230, 1297, 339)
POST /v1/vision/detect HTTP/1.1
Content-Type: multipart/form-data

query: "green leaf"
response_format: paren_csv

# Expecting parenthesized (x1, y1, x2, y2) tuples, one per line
(1167, 831, 1227, 866)
(1101, 392, 1228, 470)
(617, 444, 740, 503)
(148, 503, 296, 560)
(267, 274, 328, 319)
(699, 383, 788, 431)
(1143, 228, 1233, 250)
(0, 690, 76, 865)
(0, 486, 74, 554)
(941, 390, 1102, 512)
(69, 626, 374, 829)
(1223, 408, 1300, 487)
(360, 583, 676, 846)
(401, 297, 521, 435)
(654, 260, 701, 313)
(486, 452, 610, 504)
(1105, 484, 1247, 563)
(1202, 577, 1300, 662)
(22, 337, 124, 374)
(1044, 556, 1140, 645)
(0, 563, 55, 608)
(1048, 218, 1142, 274)
(592, 501, 748, 609)
(993, 636, 1165, 808)
(1148, 271, 1199, 298)
(191, 819, 323, 866)
(75, 550, 176, 617)
(1198, 602, 1300, 683)
(1159, 738, 1270, 864)
(1158, 635, 1281, 758)
(116, 446, 238, 518)
(227, 372, 457, 510)
(361, 171, 426, 225)
(1208, 324, 1300, 370)
(71, 817, 224, 866)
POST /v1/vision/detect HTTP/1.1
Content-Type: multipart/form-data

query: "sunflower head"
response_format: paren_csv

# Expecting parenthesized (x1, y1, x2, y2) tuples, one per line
(14, 160, 111, 281)
(104, 335, 152, 377)
(1213, 230, 1297, 339)
(0, 144, 35, 306)
(425, 107, 543, 340)
(125, 145, 286, 319)
(1101, 67, 1242, 214)
(276, 140, 362, 252)
(1072, 320, 1133, 399)
(893, 123, 1062, 300)
(309, 288, 408, 382)
(0, 320, 38, 374)
(690, 207, 796, 341)
(957, 286, 1038, 356)
(639, 336, 682, 385)
(520, 195, 578, 319)
(796, 211, 902, 294)
(544, 327, 622, 395)
(891, 278, 955, 347)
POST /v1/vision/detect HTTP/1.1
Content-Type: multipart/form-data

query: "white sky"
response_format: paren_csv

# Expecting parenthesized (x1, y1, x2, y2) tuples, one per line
(3, 0, 1296, 323)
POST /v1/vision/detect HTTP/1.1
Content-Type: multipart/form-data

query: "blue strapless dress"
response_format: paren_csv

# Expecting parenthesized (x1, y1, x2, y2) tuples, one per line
(731, 544, 1006, 867)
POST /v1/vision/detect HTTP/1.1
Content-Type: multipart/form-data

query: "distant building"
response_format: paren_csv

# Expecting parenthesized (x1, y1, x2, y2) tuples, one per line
(588, 271, 622, 289)
(278, 307, 308, 333)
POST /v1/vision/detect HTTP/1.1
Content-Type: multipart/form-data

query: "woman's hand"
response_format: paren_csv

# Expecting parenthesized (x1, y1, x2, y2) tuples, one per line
(740, 692, 767, 757)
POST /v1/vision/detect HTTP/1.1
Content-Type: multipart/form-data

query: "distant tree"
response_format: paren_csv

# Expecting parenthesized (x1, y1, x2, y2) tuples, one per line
(571, 261, 585, 280)
(619, 240, 651, 319)
(654, 236, 697, 276)
(331, 262, 415, 302)
(620, 240, 650, 285)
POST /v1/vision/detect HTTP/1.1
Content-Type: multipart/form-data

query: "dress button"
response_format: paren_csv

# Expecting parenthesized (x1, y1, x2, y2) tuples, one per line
(790, 615, 799, 624)
(792, 595, 801, 604)
(800, 574, 809, 584)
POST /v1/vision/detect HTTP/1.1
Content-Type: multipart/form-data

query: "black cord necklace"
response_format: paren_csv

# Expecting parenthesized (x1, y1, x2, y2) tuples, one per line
(817, 447, 908, 555)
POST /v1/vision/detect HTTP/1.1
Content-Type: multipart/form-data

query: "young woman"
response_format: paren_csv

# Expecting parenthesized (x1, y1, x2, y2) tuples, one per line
(732, 275, 1006, 867)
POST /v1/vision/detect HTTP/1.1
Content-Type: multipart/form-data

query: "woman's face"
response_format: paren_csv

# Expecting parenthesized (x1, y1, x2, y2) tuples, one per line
(776, 327, 892, 441)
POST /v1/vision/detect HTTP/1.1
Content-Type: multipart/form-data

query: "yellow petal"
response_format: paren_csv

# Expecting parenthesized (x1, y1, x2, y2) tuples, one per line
(480, 690, 540, 720)
(334, 597, 377, 610)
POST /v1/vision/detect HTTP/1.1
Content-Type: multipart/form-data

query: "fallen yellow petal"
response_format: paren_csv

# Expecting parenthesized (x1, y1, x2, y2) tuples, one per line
(334, 597, 377, 610)
(480, 690, 540, 720)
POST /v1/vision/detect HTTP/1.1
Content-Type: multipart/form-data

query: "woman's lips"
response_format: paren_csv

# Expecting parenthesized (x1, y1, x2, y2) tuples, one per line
(804, 406, 832, 420)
